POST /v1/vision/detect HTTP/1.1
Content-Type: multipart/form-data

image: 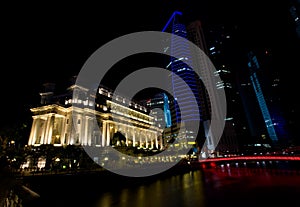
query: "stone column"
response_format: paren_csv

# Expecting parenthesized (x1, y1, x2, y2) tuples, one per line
(65, 116, 72, 145)
(43, 116, 51, 144)
(28, 117, 38, 145)
(82, 116, 91, 145)
(132, 131, 136, 147)
(150, 133, 154, 149)
(39, 119, 47, 144)
(43, 115, 54, 144)
(60, 117, 67, 145)
(106, 123, 111, 146)
(79, 114, 84, 145)
(102, 121, 106, 147)
(139, 131, 143, 148)
(125, 128, 128, 146)
(47, 115, 55, 144)
(155, 133, 158, 149)
(145, 134, 149, 148)
(86, 117, 92, 146)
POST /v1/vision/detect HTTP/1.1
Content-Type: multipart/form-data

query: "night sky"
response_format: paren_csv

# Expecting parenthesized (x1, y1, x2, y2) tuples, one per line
(1, 1, 298, 132)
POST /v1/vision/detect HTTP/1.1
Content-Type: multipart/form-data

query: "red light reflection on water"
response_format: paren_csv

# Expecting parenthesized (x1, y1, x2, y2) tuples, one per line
(200, 159, 300, 207)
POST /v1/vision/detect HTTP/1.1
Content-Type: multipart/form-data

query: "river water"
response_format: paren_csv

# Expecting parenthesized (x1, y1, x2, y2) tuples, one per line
(21, 161, 300, 207)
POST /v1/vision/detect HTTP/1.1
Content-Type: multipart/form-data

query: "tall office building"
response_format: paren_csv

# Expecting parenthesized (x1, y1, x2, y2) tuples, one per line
(161, 11, 229, 156)
(143, 92, 172, 129)
(288, 0, 300, 145)
(186, 20, 227, 155)
(161, 12, 204, 151)
(245, 50, 290, 147)
(289, 0, 300, 39)
(186, 20, 211, 123)
(169, 25, 202, 123)
(202, 25, 244, 153)
(204, 24, 285, 151)
(141, 92, 173, 146)
(235, 48, 288, 150)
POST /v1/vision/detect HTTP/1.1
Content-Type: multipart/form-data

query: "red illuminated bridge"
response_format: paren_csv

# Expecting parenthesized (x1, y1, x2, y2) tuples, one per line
(190, 155, 300, 169)
(198, 155, 300, 163)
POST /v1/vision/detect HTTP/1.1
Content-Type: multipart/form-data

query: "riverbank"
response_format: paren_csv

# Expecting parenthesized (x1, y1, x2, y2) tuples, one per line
(18, 161, 193, 207)
(11, 158, 300, 207)
(19, 162, 300, 207)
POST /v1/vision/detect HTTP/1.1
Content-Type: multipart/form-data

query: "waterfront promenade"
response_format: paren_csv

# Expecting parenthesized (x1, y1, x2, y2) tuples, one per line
(2, 155, 300, 207)
(5, 154, 297, 207)
(14, 154, 300, 177)
(20, 157, 300, 207)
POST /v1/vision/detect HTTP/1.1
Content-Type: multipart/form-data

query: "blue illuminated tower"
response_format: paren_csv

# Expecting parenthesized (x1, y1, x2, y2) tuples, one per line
(247, 51, 278, 143)
(163, 93, 172, 128)
(163, 11, 202, 124)
(143, 93, 172, 129)
(161, 11, 208, 153)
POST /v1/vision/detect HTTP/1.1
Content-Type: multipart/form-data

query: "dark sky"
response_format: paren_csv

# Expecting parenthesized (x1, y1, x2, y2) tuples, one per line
(1, 1, 298, 129)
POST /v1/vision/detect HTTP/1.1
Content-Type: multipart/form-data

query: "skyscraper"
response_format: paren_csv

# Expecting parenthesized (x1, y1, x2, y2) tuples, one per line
(168, 20, 202, 124)
(202, 24, 244, 153)
(162, 11, 203, 151)
(249, 52, 277, 140)
(143, 92, 172, 129)
(161, 11, 228, 156)
(289, 0, 300, 39)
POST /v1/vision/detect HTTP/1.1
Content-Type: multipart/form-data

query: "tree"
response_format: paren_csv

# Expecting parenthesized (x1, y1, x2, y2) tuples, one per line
(111, 131, 126, 146)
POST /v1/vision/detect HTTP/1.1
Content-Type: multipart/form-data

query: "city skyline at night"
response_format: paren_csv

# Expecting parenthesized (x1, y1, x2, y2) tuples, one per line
(1, 2, 300, 207)
(1, 1, 299, 147)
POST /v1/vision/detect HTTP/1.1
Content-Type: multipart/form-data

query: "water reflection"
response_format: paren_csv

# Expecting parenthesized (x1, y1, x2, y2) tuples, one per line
(200, 163, 300, 207)
(23, 163, 300, 207)
(93, 171, 205, 207)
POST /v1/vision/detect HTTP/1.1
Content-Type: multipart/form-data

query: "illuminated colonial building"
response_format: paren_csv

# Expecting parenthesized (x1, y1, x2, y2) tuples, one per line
(28, 78, 163, 150)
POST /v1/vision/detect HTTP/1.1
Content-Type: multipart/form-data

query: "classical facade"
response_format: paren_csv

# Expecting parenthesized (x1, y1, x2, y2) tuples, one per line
(28, 80, 163, 149)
